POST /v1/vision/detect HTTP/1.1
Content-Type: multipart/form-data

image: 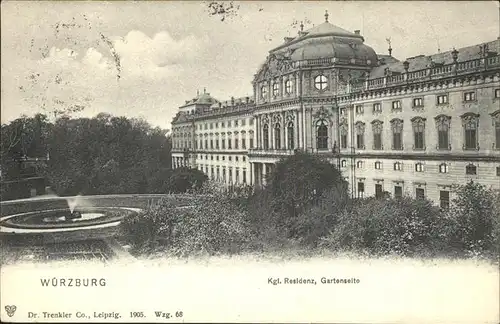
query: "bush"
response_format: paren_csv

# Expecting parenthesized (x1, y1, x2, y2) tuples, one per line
(121, 193, 251, 256)
(319, 196, 444, 257)
(167, 167, 208, 193)
(446, 181, 500, 257)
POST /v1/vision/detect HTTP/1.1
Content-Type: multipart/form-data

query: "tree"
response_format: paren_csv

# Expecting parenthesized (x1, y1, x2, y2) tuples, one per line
(167, 167, 208, 193)
(266, 151, 348, 218)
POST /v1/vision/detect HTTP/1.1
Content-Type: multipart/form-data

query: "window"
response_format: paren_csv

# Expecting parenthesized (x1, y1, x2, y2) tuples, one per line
(375, 184, 383, 199)
(205, 139, 208, 149)
(216, 167, 220, 180)
(375, 161, 382, 170)
(416, 188, 425, 200)
(412, 117, 426, 150)
(222, 156, 225, 161)
(229, 156, 232, 161)
(394, 186, 403, 199)
(440, 190, 450, 209)
(272, 83, 279, 97)
(250, 137, 254, 149)
(373, 103, 382, 113)
(393, 162, 402, 171)
(210, 139, 213, 149)
(242, 156, 246, 162)
(391, 119, 403, 150)
(285, 80, 293, 94)
(249, 118, 254, 126)
(222, 139, 225, 149)
(497, 167, 500, 176)
(242, 138, 246, 149)
(415, 163, 424, 172)
(235, 138, 239, 149)
(372, 120, 383, 150)
(228, 120, 231, 127)
(439, 163, 448, 173)
(199, 140, 203, 149)
(340, 108, 346, 116)
(464, 91, 476, 102)
(204, 123, 208, 130)
(314, 75, 328, 90)
(392, 100, 402, 111)
(495, 89, 500, 98)
(466, 164, 477, 175)
(261, 86, 268, 99)
(263, 124, 269, 150)
(216, 139, 219, 149)
(228, 138, 232, 149)
(210, 155, 213, 160)
(210, 166, 214, 180)
(287, 122, 294, 149)
(413, 97, 424, 107)
(215, 122, 219, 128)
(222, 122, 225, 127)
(462, 113, 479, 150)
(274, 124, 281, 149)
(216, 155, 219, 161)
(437, 94, 448, 105)
(340, 122, 347, 149)
(243, 169, 247, 183)
(235, 168, 240, 183)
(355, 122, 365, 149)
(210, 123, 213, 129)
(436, 115, 451, 150)
(222, 168, 226, 183)
(341, 160, 347, 167)
(241, 119, 246, 126)
(317, 120, 328, 149)
(355, 105, 364, 114)
(357, 182, 365, 198)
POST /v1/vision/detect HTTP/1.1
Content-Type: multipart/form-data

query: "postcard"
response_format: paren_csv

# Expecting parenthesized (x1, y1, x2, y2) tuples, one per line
(1, 1, 499, 323)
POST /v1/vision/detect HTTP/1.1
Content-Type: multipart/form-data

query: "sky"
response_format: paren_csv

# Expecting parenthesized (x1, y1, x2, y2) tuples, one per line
(1, 1, 499, 130)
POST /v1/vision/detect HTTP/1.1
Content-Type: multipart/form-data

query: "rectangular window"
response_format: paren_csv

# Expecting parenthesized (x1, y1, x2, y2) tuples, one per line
(375, 161, 382, 170)
(241, 119, 246, 126)
(357, 182, 365, 198)
(497, 167, 500, 176)
(437, 94, 448, 105)
(228, 139, 232, 149)
(199, 140, 203, 149)
(210, 140, 213, 149)
(242, 138, 246, 149)
(393, 132, 402, 150)
(375, 184, 383, 199)
(495, 89, 500, 98)
(222, 139, 225, 149)
(414, 129, 424, 150)
(392, 100, 402, 111)
(373, 103, 382, 113)
(465, 128, 477, 150)
(243, 170, 247, 183)
(466, 164, 477, 175)
(355, 105, 364, 114)
(228, 120, 231, 127)
(210, 123, 213, 129)
(394, 186, 403, 199)
(413, 97, 424, 107)
(438, 129, 449, 150)
(464, 91, 476, 102)
(205, 139, 208, 149)
(250, 137, 254, 149)
(249, 118, 254, 125)
(415, 163, 424, 172)
(235, 169, 240, 183)
(416, 188, 425, 200)
(340, 108, 346, 116)
(216, 140, 219, 149)
(235, 120, 239, 126)
(440, 190, 450, 209)
(235, 139, 239, 149)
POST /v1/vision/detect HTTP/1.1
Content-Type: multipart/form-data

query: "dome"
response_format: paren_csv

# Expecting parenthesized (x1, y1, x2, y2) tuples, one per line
(196, 92, 217, 105)
(270, 21, 377, 64)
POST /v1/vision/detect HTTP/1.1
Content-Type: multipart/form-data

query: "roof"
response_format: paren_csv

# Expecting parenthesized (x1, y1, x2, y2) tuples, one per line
(271, 21, 364, 53)
(369, 39, 500, 78)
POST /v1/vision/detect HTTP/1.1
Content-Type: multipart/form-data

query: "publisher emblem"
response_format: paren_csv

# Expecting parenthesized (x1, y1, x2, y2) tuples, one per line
(5, 305, 17, 317)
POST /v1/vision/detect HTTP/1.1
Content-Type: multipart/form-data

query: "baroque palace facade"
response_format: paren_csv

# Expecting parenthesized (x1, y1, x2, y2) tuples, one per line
(171, 12, 500, 207)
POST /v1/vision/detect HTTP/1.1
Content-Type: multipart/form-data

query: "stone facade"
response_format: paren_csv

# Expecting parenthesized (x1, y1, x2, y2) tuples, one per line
(171, 13, 500, 205)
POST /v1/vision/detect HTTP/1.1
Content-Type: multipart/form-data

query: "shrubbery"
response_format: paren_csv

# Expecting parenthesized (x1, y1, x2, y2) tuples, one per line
(121, 152, 500, 261)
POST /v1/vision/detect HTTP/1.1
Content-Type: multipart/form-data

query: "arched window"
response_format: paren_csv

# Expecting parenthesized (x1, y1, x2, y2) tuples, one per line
(461, 113, 479, 150)
(411, 117, 426, 150)
(287, 122, 294, 149)
(261, 86, 268, 99)
(285, 80, 293, 94)
(272, 83, 279, 97)
(316, 120, 328, 149)
(391, 118, 403, 150)
(372, 120, 383, 150)
(263, 124, 269, 150)
(340, 122, 348, 149)
(274, 123, 281, 149)
(435, 115, 451, 150)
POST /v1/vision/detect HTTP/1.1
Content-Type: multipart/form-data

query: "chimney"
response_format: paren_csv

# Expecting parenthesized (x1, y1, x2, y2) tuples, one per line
(231, 96, 235, 106)
(246, 96, 249, 104)
(354, 30, 360, 35)
(218, 102, 222, 108)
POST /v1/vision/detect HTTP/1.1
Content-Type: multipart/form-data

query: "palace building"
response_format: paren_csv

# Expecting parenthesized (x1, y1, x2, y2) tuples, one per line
(171, 11, 500, 207)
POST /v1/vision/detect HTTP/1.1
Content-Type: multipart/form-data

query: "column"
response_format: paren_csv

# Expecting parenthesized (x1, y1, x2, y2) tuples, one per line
(262, 163, 267, 186)
(295, 109, 299, 150)
(269, 114, 274, 150)
(281, 111, 286, 149)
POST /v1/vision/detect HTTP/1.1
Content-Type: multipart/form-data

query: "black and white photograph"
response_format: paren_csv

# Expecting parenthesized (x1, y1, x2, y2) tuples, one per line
(1, 1, 499, 323)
